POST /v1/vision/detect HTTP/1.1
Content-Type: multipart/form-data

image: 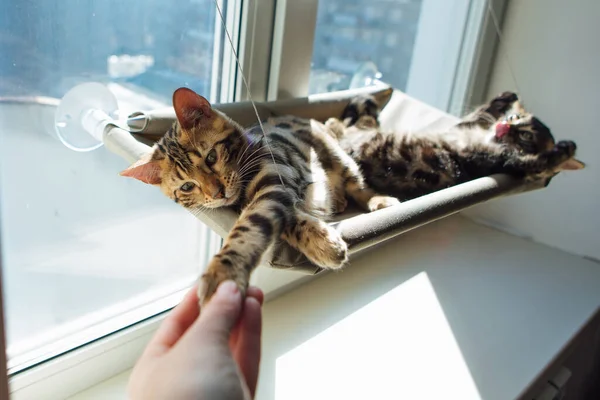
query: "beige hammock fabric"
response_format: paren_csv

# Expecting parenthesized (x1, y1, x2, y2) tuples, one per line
(102, 85, 543, 274)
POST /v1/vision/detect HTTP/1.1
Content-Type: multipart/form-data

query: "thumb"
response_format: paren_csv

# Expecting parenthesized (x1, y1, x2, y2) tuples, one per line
(188, 280, 243, 344)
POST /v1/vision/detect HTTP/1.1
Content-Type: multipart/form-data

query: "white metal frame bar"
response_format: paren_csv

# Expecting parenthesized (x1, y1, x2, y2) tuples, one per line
(218, 0, 244, 103)
(210, 0, 226, 102)
(265, 0, 504, 113)
(267, 0, 319, 101)
(236, 0, 276, 102)
(448, 0, 509, 116)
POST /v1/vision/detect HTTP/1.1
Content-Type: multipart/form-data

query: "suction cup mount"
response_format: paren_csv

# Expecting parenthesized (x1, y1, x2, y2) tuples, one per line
(54, 82, 119, 152)
(350, 61, 384, 90)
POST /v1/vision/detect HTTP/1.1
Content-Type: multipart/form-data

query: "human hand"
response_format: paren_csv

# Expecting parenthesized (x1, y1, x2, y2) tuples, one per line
(128, 281, 263, 400)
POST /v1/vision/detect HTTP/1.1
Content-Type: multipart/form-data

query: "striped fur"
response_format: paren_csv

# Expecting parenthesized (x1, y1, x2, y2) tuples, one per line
(328, 91, 585, 201)
(121, 88, 398, 304)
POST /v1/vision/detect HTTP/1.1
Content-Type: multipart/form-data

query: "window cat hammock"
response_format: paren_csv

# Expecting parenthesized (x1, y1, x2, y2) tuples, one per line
(54, 82, 546, 274)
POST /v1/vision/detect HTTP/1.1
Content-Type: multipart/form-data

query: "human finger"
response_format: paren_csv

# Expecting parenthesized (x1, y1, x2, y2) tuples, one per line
(232, 296, 262, 397)
(230, 286, 264, 349)
(143, 285, 199, 357)
(246, 286, 264, 305)
(181, 280, 242, 346)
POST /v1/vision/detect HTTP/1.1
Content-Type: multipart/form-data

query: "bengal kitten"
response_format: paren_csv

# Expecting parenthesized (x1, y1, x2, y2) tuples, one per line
(326, 91, 585, 201)
(121, 88, 398, 304)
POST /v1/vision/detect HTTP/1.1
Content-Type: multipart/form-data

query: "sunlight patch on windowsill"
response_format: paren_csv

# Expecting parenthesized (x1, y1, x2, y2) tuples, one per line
(274, 272, 481, 399)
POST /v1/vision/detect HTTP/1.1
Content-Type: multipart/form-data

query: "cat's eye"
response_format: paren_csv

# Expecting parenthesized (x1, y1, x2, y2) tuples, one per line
(180, 182, 196, 192)
(206, 149, 217, 166)
(506, 114, 519, 122)
(519, 131, 533, 141)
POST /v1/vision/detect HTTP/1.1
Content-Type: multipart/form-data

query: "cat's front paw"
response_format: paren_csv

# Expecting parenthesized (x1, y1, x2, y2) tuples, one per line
(304, 225, 348, 269)
(325, 117, 345, 139)
(197, 258, 248, 306)
(552, 140, 585, 171)
(367, 195, 401, 211)
(341, 95, 380, 127)
(486, 91, 520, 117)
(492, 91, 519, 104)
(555, 140, 577, 158)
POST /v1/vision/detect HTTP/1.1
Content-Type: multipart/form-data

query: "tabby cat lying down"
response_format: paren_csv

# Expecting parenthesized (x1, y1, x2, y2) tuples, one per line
(326, 91, 585, 201)
(121, 88, 398, 304)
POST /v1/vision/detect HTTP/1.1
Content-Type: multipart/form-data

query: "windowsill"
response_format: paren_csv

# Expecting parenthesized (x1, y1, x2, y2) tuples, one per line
(66, 215, 600, 400)
(67, 370, 131, 400)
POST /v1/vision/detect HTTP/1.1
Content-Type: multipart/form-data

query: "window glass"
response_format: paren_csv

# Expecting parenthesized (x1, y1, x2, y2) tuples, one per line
(0, 0, 224, 369)
(309, 0, 423, 94)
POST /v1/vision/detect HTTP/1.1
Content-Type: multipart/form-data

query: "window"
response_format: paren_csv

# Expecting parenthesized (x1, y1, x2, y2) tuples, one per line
(0, 0, 501, 395)
(0, 0, 229, 373)
(273, 0, 494, 113)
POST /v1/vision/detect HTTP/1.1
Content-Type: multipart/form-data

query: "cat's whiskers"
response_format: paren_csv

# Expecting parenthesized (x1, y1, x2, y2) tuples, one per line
(236, 148, 270, 176)
(238, 146, 269, 165)
(236, 145, 261, 170)
(189, 203, 209, 219)
(239, 166, 264, 181)
(237, 143, 269, 167)
(238, 165, 266, 182)
(237, 157, 269, 178)
(236, 137, 258, 166)
(235, 140, 251, 163)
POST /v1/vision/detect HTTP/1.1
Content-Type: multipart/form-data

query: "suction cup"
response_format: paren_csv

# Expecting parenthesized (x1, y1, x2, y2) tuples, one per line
(350, 61, 383, 90)
(54, 82, 119, 152)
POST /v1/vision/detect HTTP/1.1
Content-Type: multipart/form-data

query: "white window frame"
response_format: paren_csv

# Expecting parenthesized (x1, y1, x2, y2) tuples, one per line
(262, 0, 506, 114)
(1, 0, 507, 397)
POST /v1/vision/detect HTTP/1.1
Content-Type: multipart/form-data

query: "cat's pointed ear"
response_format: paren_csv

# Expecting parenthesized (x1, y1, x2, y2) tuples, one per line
(558, 158, 586, 171)
(120, 154, 162, 185)
(173, 87, 212, 130)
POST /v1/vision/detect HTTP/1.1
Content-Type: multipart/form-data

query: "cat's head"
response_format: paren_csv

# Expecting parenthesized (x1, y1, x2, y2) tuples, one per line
(120, 87, 246, 208)
(492, 101, 585, 171)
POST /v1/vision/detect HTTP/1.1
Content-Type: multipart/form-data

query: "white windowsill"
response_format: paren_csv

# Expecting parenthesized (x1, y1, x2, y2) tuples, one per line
(63, 215, 600, 400)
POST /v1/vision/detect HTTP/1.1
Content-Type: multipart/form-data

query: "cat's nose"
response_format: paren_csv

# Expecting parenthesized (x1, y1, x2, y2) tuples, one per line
(212, 184, 225, 199)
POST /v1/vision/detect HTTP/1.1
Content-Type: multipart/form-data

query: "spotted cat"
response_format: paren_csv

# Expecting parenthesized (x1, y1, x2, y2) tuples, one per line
(326, 92, 584, 201)
(121, 88, 398, 304)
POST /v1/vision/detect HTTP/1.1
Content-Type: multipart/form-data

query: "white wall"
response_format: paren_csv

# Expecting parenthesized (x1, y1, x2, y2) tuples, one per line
(465, 0, 600, 260)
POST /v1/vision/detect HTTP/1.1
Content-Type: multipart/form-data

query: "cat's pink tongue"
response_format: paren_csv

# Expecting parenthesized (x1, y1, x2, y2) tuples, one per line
(495, 122, 510, 138)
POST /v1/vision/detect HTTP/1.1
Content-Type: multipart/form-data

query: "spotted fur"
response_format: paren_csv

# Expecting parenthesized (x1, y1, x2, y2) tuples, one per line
(121, 88, 398, 304)
(327, 91, 585, 201)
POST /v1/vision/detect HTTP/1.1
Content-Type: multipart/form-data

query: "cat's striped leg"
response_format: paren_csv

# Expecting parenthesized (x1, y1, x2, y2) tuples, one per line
(308, 121, 401, 212)
(197, 178, 295, 305)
